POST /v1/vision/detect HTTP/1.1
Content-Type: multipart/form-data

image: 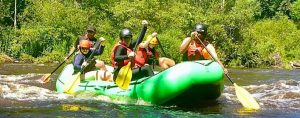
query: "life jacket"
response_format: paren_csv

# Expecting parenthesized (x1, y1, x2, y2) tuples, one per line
(186, 40, 209, 61)
(135, 47, 147, 67)
(135, 46, 160, 67)
(111, 42, 132, 68)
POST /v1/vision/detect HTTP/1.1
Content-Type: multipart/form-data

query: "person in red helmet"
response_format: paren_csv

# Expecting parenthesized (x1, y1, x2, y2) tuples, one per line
(135, 32, 175, 70)
(73, 39, 105, 73)
(179, 24, 228, 74)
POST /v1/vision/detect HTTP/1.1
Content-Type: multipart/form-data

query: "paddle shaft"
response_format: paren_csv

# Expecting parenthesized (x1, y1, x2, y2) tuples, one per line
(156, 37, 167, 57)
(50, 49, 77, 75)
(128, 38, 139, 66)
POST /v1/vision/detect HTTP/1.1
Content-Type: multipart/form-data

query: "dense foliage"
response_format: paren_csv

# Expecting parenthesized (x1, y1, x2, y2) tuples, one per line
(0, 0, 299, 68)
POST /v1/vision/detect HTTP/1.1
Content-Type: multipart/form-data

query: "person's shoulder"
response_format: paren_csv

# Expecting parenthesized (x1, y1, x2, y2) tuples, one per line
(78, 35, 86, 40)
(79, 34, 86, 38)
(75, 53, 84, 58)
(115, 44, 126, 50)
(206, 43, 216, 50)
(90, 37, 97, 42)
(204, 40, 212, 45)
(182, 37, 191, 43)
(137, 46, 146, 51)
(184, 37, 191, 40)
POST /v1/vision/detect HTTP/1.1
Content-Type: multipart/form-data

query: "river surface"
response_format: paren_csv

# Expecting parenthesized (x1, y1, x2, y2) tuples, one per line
(0, 63, 299, 117)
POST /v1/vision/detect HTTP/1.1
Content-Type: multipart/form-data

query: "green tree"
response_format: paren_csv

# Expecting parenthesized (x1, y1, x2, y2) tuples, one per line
(241, 16, 300, 67)
(291, 0, 300, 21)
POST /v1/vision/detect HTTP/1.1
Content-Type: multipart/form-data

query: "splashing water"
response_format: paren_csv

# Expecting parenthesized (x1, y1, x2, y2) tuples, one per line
(0, 64, 300, 117)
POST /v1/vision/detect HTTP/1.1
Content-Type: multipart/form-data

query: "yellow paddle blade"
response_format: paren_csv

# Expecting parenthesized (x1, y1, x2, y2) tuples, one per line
(39, 74, 51, 83)
(234, 83, 260, 110)
(64, 72, 81, 94)
(115, 62, 132, 90)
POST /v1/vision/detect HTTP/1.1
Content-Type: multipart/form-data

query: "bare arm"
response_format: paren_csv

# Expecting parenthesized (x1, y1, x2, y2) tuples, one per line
(180, 31, 199, 53)
(140, 33, 157, 48)
(206, 44, 228, 74)
(179, 37, 192, 54)
(139, 36, 151, 48)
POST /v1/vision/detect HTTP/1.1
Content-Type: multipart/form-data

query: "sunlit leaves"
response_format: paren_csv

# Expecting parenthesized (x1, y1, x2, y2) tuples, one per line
(291, 0, 300, 20)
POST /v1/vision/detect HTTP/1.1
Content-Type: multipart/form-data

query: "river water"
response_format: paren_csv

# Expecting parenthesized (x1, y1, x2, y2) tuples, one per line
(0, 63, 299, 117)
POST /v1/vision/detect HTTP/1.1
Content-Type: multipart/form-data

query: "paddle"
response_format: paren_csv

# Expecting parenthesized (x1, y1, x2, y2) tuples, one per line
(115, 40, 139, 90)
(156, 37, 167, 57)
(40, 49, 77, 83)
(64, 41, 102, 94)
(195, 36, 260, 109)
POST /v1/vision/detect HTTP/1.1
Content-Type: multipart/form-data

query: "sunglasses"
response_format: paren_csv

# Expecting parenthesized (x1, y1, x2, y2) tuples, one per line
(80, 47, 89, 51)
(87, 30, 95, 34)
(123, 36, 132, 40)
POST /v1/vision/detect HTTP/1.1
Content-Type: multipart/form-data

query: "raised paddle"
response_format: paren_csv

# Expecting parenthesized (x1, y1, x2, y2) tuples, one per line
(115, 40, 139, 90)
(40, 49, 77, 83)
(64, 41, 102, 94)
(195, 36, 260, 109)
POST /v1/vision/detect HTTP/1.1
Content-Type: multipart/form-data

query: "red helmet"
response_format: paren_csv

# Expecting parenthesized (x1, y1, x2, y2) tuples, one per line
(79, 40, 91, 49)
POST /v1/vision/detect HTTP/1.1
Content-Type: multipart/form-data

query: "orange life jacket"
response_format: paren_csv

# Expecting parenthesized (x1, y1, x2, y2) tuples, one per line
(186, 41, 208, 61)
(111, 43, 132, 68)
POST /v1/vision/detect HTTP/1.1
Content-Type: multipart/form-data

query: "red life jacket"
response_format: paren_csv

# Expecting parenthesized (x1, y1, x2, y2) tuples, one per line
(187, 41, 206, 61)
(135, 46, 160, 67)
(111, 43, 132, 68)
(135, 47, 147, 67)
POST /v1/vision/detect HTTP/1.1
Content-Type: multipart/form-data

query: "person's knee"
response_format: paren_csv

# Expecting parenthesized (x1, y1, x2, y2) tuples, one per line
(97, 70, 113, 82)
(101, 71, 113, 81)
(95, 60, 106, 70)
(159, 57, 175, 69)
(168, 59, 175, 66)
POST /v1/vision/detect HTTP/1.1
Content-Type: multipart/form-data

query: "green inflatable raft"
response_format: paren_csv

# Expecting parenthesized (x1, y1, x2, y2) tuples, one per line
(56, 60, 224, 105)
